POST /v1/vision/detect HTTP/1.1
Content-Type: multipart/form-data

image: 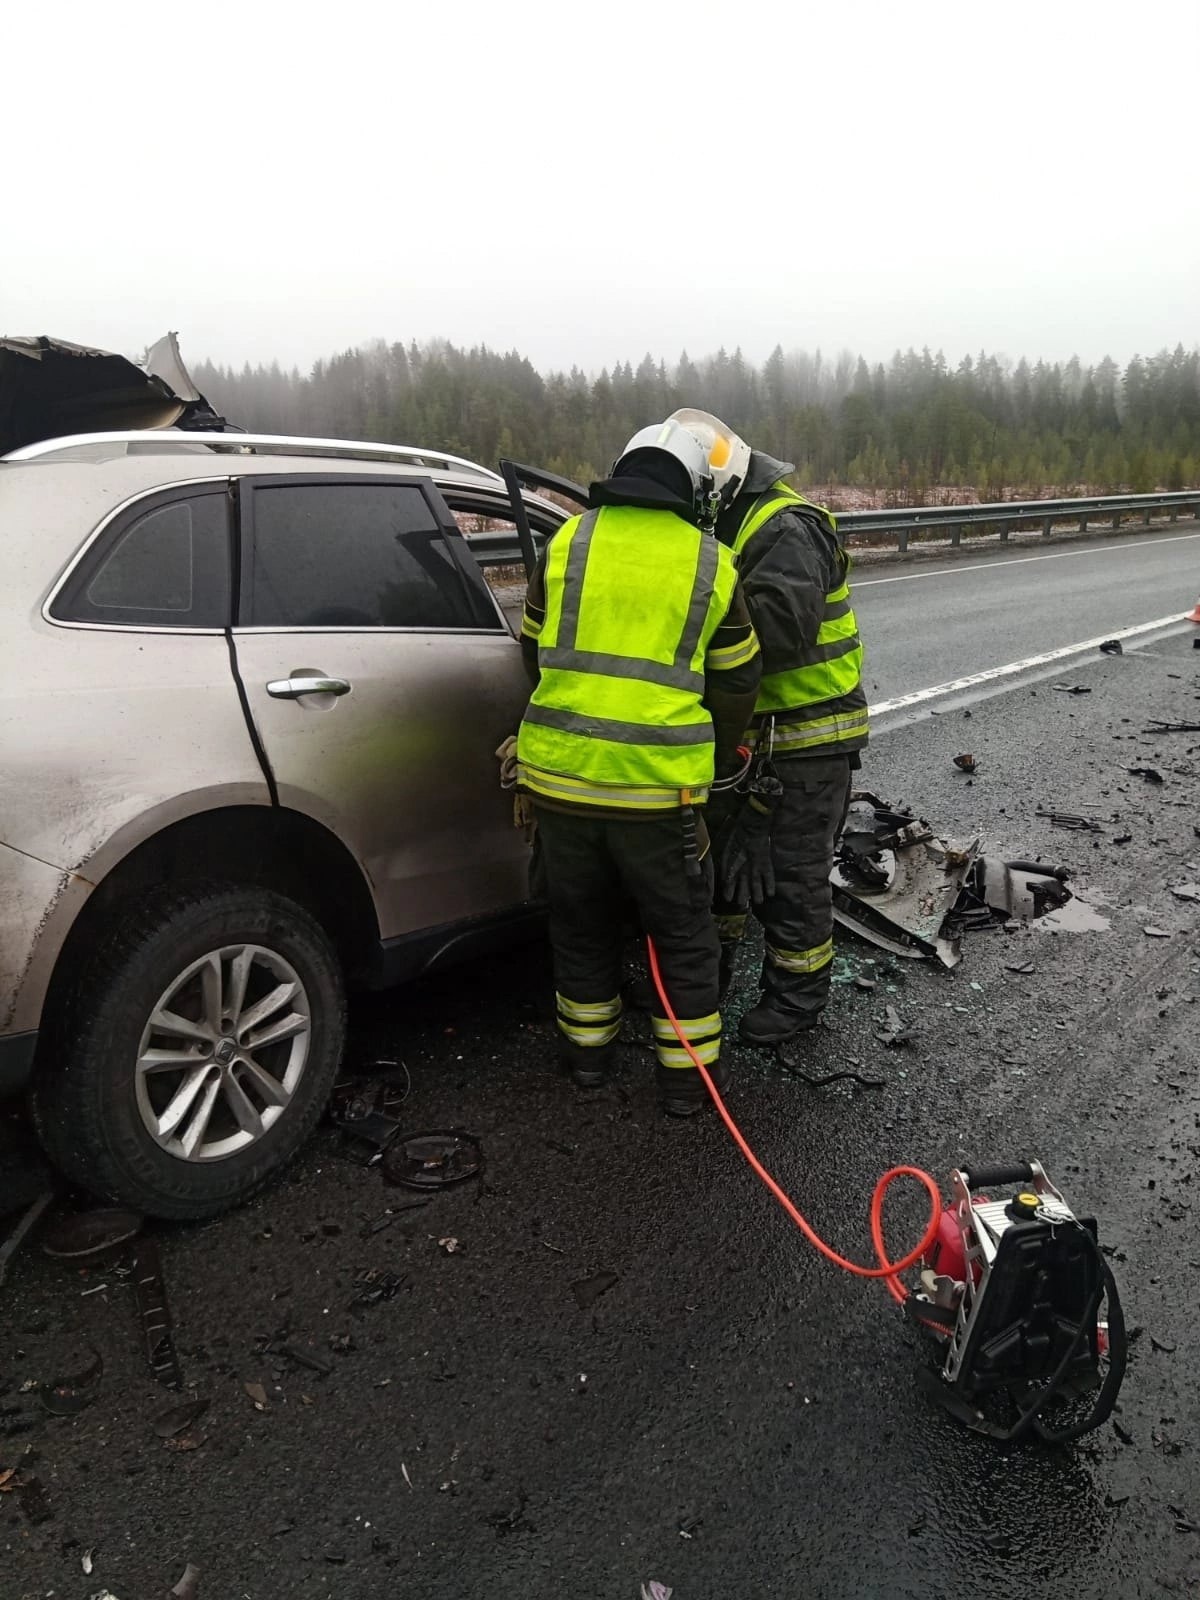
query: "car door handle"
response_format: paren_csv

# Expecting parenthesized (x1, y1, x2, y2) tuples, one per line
(266, 675, 352, 699)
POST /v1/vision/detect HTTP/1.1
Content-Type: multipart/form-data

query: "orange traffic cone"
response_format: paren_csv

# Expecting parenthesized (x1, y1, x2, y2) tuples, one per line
(1188, 595, 1200, 623)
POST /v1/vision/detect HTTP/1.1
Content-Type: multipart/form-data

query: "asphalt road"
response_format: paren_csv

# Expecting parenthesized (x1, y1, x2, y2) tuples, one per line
(3, 544, 1200, 1600)
(856, 523, 1200, 706)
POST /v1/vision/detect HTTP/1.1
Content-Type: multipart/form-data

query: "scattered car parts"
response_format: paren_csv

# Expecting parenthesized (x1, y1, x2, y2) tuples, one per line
(39, 1346, 104, 1415)
(832, 792, 1103, 966)
(382, 1131, 483, 1190)
(41, 1208, 143, 1260)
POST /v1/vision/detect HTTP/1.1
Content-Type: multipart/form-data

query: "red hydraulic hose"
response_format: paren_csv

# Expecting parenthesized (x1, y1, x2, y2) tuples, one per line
(647, 937, 942, 1305)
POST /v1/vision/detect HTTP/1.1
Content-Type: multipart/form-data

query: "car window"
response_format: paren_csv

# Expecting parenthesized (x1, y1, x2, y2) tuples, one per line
(53, 490, 230, 628)
(243, 482, 488, 629)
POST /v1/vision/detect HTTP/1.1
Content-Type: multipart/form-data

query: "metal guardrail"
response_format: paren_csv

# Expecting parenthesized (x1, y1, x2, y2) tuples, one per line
(836, 490, 1200, 553)
(465, 490, 1200, 565)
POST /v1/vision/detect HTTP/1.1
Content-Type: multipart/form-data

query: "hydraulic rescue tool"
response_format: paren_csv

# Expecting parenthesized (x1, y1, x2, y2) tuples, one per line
(645, 951, 1128, 1446)
(907, 1160, 1126, 1442)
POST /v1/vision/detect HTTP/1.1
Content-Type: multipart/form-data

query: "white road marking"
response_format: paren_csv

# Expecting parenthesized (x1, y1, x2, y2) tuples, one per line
(872, 613, 1191, 716)
(854, 529, 1200, 588)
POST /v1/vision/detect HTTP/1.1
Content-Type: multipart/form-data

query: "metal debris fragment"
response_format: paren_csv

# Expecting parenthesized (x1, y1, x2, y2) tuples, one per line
(129, 1239, 182, 1391)
(572, 1271, 619, 1310)
(329, 1064, 411, 1159)
(1051, 683, 1092, 694)
(153, 1396, 210, 1440)
(831, 793, 972, 966)
(382, 1130, 483, 1190)
(641, 1584, 673, 1600)
(350, 1268, 406, 1309)
(952, 753, 977, 772)
(1170, 883, 1200, 903)
(1035, 808, 1102, 831)
(1099, 640, 1123, 655)
(1128, 766, 1164, 784)
(875, 1004, 916, 1048)
(1005, 962, 1036, 975)
(1144, 719, 1200, 733)
(1144, 927, 1172, 939)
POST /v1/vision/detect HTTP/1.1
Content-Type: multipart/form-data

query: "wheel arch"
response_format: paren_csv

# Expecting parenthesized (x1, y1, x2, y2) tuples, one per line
(30, 805, 380, 1070)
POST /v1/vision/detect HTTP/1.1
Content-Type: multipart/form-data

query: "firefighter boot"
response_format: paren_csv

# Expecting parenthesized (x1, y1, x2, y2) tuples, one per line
(559, 1038, 618, 1090)
(738, 967, 828, 1046)
(656, 1056, 731, 1117)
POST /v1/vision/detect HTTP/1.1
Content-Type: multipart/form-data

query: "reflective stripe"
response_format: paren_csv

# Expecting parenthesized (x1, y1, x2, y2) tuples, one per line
(765, 937, 834, 974)
(656, 1033, 722, 1070)
(765, 707, 870, 752)
(521, 614, 543, 639)
(651, 1011, 722, 1070)
(519, 763, 707, 809)
(650, 1011, 722, 1042)
(677, 534, 720, 668)
(728, 484, 866, 752)
(519, 506, 739, 805)
(521, 703, 714, 746)
(556, 510, 600, 649)
(558, 1016, 622, 1048)
(808, 632, 861, 664)
(706, 631, 761, 670)
(557, 993, 621, 1023)
(732, 487, 837, 558)
(538, 647, 704, 694)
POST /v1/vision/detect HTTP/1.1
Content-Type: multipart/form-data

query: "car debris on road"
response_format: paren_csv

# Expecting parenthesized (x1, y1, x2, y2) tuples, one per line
(831, 791, 1102, 968)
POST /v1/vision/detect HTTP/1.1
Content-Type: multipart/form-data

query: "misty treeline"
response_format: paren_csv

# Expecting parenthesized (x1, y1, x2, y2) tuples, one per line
(192, 340, 1200, 503)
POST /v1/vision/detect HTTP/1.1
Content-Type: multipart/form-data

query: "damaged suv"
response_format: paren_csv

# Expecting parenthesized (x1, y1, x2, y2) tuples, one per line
(1, 335, 567, 1218)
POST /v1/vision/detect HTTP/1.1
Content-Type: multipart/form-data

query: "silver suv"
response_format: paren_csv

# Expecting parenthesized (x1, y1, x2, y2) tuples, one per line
(1, 427, 567, 1218)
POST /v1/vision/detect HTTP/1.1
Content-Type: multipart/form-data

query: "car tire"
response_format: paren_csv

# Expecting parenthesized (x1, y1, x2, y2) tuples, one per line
(32, 883, 346, 1220)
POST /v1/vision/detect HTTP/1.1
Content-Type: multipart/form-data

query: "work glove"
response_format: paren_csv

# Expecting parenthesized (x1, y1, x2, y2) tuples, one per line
(718, 774, 783, 906)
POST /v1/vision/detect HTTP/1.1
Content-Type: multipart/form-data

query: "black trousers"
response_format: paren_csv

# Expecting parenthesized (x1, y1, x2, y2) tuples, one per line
(534, 807, 722, 1073)
(713, 753, 854, 1019)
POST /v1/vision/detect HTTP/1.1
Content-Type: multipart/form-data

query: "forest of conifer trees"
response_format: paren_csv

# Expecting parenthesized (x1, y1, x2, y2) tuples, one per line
(191, 340, 1200, 506)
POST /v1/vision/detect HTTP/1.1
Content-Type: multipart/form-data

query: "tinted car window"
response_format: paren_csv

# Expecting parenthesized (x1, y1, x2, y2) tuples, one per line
(245, 482, 485, 629)
(54, 491, 230, 628)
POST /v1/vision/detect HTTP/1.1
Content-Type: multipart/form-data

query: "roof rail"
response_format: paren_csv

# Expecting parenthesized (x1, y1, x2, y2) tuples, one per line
(2, 430, 504, 481)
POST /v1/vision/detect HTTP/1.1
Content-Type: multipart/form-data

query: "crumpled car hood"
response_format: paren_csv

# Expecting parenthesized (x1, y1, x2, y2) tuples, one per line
(0, 332, 228, 457)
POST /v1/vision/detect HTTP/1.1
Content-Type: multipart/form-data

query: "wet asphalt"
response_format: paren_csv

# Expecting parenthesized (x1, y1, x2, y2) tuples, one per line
(3, 565, 1200, 1600)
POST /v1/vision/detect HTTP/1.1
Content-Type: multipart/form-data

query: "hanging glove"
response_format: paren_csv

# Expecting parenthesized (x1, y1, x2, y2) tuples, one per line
(718, 772, 783, 905)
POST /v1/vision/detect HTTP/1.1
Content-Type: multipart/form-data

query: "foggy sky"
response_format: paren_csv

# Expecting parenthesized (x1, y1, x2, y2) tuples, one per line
(5, 0, 1196, 376)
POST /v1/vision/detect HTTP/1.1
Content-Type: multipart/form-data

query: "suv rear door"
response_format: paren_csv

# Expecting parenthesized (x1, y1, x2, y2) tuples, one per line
(230, 473, 532, 941)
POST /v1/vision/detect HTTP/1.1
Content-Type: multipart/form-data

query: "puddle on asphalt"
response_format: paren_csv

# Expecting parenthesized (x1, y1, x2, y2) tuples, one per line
(1033, 894, 1111, 933)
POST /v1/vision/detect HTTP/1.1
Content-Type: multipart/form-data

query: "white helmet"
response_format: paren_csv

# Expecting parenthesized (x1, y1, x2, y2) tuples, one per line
(610, 418, 715, 517)
(668, 408, 752, 508)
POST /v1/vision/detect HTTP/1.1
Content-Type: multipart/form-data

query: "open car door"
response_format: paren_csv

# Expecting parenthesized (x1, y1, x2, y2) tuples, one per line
(497, 460, 589, 578)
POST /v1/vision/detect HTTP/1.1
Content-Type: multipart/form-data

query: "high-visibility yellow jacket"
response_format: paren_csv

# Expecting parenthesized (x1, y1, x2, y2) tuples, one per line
(517, 505, 758, 809)
(728, 484, 868, 756)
